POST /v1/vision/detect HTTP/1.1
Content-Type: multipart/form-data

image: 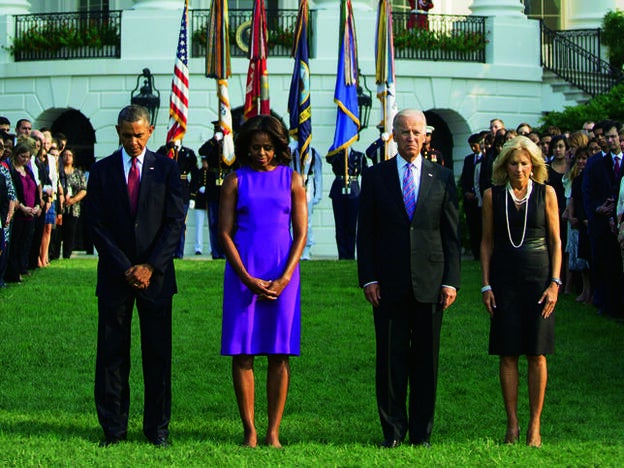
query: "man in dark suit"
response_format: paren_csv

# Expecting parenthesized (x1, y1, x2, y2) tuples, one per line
(87, 105, 185, 447)
(460, 132, 485, 260)
(357, 108, 461, 448)
(582, 119, 624, 317)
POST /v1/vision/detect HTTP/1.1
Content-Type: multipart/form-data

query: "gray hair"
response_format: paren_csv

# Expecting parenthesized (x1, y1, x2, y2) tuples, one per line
(392, 109, 427, 128)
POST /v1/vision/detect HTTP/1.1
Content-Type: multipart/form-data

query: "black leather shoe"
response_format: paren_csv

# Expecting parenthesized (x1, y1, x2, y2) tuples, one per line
(379, 439, 402, 448)
(150, 437, 171, 448)
(99, 438, 123, 448)
(410, 440, 431, 448)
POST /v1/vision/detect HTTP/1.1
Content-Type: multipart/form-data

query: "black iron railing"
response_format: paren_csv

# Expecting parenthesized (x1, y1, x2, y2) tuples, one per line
(190, 9, 315, 59)
(541, 22, 623, 97)
(11, 11, 121, 62)
(556, 28, 602, 58)
(391, 13, 486, 63)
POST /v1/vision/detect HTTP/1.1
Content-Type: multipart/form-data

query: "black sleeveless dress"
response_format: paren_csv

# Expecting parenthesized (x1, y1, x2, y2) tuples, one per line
(488, 183, 555, 355)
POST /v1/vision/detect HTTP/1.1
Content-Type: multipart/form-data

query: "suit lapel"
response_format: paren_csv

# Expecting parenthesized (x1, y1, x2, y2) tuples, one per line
(137, 150, 156, 215)
(380, 158, 406, 217)
(413, 157, 435, 217)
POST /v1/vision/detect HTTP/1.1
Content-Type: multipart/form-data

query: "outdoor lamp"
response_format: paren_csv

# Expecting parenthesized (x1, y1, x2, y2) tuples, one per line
(357, 69, 372, 131)
(131, 68, 161, 125)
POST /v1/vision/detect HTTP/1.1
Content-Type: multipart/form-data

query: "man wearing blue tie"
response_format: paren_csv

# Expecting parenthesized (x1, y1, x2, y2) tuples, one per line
(87, 105, 185, 447)
(357, 108, 461, 448)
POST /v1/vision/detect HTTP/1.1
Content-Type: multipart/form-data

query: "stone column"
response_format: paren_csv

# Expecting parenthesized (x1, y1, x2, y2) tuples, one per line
(566, 0, 612, 30)
(131, 0, 185, 9)
(469, 0, 541, 68)
(469, 0, 525, 17)
(0, 0, 31, 15)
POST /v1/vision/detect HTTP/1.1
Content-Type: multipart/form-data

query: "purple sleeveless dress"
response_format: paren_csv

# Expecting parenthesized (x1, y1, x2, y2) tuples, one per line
(221, 165, 301, 355)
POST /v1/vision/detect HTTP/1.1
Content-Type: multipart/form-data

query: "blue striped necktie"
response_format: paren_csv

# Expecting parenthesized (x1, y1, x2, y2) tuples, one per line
(403, 162, 416, 220)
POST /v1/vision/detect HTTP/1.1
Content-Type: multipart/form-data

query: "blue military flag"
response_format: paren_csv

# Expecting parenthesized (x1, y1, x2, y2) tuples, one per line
(327, 0, 360, 156)
(288, 0, 312, 181)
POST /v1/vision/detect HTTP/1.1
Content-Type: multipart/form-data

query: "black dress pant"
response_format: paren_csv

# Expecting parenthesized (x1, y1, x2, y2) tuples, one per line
(331, 195, 359, 260)
(374, 294, 443, 444)
(95, 295, 172, 441)
(62, 213, 79, 258)
(6, 218, 34, 281)
(464, 198, 482, 260)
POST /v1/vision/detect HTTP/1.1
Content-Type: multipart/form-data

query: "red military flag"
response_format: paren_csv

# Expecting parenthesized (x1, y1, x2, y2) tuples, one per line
(243, 0, 270, 120)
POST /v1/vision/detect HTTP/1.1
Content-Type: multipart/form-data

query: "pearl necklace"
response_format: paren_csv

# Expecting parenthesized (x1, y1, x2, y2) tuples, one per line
(505, 180, 533, 248)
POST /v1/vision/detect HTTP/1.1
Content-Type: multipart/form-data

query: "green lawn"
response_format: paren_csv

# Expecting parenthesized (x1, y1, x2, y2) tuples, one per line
(1, 258, 623, 466)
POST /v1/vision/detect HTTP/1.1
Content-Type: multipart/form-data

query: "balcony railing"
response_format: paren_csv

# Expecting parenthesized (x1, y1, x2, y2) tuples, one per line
(11, 11, 121, 62)
(541, 22, 623, 97)
(391, 13, 486, 63)
(190, 9, 315, 59)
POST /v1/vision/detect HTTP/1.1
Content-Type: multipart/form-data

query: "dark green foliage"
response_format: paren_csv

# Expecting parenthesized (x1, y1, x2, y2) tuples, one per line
(602, 10, 624, 71)
(540, 83, 624, 131)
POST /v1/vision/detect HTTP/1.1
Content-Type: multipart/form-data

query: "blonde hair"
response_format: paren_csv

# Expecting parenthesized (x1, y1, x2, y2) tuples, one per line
(568, 131, 589, 150)
(492, 136, 548, 185)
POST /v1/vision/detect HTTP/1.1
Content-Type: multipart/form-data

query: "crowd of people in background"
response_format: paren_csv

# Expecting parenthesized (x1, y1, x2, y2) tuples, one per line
(0, 115, 85, 287)
(460, 117, 624, 318)
(3, 111, 624, 318)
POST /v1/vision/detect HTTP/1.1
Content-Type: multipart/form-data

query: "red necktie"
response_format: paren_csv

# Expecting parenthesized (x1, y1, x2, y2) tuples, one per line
(128, 157, 140, 217)
(614, 155, 621, 178)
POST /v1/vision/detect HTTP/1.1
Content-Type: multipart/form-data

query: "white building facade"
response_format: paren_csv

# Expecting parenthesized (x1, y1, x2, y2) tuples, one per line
(0, 0, 622, 257)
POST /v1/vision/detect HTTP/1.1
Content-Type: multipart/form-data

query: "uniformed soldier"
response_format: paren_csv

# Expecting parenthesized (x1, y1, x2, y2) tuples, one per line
(422, 125, 444, 166)
(326, 147, 367, 259)
(198, 122, 234, 259)
(156, 139, 197, 258)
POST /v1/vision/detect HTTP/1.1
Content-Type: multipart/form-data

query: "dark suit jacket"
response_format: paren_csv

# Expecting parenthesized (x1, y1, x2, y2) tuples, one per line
(357, 156, 461, 304)
(460, 153, 478, 196)
(86, 149, 185, 304)
(582, 152, 622, 228)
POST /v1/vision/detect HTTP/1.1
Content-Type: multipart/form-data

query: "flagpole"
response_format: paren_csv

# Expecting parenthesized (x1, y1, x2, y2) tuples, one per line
(206, 0, 235, 166)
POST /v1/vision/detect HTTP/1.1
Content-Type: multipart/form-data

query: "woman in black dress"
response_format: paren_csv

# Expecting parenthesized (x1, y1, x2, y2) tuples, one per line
(480, 136, 561, 447)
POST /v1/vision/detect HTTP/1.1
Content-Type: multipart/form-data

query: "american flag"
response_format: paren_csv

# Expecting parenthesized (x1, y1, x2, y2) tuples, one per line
(166, 0, 189, 143)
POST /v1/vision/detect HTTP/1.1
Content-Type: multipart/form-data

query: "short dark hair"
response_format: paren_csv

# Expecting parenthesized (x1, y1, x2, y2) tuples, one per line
(468, 133, 483, 145)
(118, 105, 151, 126)
(234, 115, 291, 166)
(16, 118, 31, 129)
(0, 116, 10, 126)
(600, 119, 621, 134)
(2, 132, 15, 142)
(547, 134, 569, 158)
(54, 132, 67, 142)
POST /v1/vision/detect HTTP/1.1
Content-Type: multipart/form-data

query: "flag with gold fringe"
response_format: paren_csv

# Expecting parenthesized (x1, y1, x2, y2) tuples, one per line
(243, 0, 270, 120)
(375, 0, 398, 158)
(327, 0, 360, 156)
(288, 0, 312, 181)
(206, 0, 235, 165)
(166, 0, 189, 144)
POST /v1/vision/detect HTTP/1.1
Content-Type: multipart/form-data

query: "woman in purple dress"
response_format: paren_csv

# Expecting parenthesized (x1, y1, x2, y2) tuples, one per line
(219, 115, 307, 448)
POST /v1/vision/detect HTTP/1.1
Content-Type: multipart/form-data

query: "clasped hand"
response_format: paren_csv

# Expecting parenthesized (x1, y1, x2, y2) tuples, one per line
(124, 264, 153, 290)
(247, 276, 288, 300)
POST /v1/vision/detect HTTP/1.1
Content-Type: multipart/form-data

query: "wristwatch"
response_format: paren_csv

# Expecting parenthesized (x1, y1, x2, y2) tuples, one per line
(550, 277, 563, 287)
